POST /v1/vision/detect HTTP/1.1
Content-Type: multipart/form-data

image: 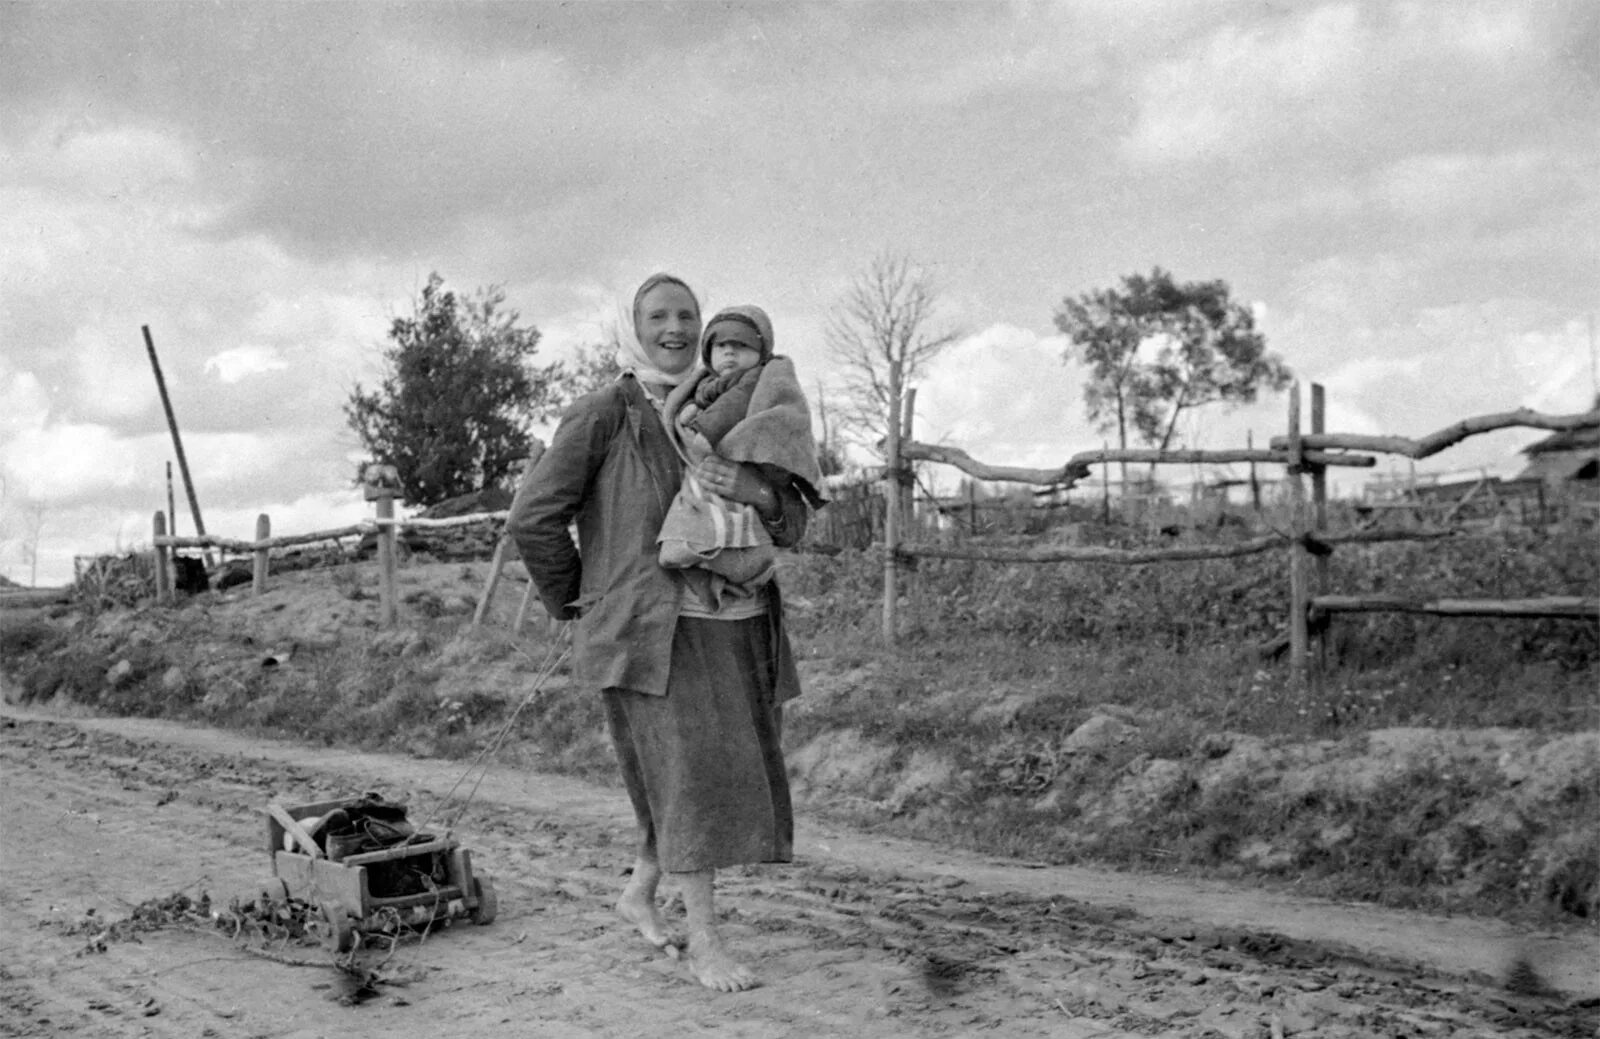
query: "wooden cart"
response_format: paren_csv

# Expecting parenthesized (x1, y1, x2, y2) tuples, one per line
(264, 797, 497, 952)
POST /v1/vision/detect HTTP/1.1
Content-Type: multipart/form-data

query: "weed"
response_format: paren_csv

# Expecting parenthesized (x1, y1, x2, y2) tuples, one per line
(332, 565, 368, 601)
(0, 614, 63, 658)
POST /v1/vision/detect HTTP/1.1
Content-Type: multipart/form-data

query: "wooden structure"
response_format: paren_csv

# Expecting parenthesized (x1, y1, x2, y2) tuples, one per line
(1516, 417, 1599, 484)
(885, 387, 1600, 687)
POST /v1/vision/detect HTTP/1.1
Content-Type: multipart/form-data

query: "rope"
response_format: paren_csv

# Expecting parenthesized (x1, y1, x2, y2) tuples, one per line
(402, 626, 572, 842)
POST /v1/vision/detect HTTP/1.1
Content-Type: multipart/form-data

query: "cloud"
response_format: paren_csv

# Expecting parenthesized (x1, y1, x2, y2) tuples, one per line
(2, 424, 151, 505)
(1, 1, 1594, 584)
(1119, 1, 1590, 168)
(916, 324, 1095, 476)
(204, 345, 289, 384)
(0, 369, 50, 437)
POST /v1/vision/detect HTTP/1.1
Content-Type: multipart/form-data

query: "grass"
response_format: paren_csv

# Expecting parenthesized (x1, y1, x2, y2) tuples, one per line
(3, 523, 1596, 925)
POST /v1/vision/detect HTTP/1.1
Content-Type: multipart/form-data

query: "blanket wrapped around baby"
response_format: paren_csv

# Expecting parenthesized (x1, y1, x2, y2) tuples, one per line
(658, 356, 827, 601)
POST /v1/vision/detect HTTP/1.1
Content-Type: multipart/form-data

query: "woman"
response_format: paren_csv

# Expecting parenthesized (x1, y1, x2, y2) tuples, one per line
(507, 273, 817, 992)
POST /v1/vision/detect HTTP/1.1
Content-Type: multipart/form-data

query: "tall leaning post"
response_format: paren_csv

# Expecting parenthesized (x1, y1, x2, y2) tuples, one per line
(253, 514, 271, 597)
(152, 511, 172, 606)
(1286, 382, 1309, 692)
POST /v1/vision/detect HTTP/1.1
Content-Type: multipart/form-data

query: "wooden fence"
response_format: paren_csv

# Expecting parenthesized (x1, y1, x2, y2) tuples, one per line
(146, 390, 1599, 679)
(149, 463, 522, 629)
(885, 382, 1600, 686)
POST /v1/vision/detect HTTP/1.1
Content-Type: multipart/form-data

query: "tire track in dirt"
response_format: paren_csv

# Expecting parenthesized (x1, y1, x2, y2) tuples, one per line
(2, 707, 1594, 1038)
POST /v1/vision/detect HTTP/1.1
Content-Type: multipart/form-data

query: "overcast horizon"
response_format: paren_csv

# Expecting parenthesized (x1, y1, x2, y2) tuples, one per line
(3, 1, 1597, 587)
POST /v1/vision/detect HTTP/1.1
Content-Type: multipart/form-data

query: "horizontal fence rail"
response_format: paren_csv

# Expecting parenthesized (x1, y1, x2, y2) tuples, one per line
(880, 381, 1599, 686)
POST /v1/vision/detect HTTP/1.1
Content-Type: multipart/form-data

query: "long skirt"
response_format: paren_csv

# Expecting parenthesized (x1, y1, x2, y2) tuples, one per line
(603, 615, 793, 873)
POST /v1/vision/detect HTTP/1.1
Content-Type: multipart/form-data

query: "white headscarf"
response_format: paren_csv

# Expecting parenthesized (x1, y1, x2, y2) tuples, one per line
(616, 272, 703, 389)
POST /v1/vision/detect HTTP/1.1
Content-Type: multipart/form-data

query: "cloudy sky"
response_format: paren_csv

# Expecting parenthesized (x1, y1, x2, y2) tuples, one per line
(3, 1, 1597, 586)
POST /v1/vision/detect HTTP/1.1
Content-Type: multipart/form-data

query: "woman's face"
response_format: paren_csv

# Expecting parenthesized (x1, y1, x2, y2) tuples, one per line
(635, 283, 701, 376)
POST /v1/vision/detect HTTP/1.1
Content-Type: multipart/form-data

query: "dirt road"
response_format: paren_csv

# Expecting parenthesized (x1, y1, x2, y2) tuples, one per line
(2, 704, 1595, 1039)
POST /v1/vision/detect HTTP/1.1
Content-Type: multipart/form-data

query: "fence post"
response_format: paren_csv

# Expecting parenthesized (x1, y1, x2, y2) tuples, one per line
(1310, 385, 1329, 675)
(901, 387, 919, 635)
(153, 511, 172, 605)
(362, 464, 402, 628)
(253, 514, 270, 596)
(882, 358, 902, 644)
(473, 536, 511, 630)
(1287, 383, 1308, 691)
(1247, 430, 1261, 512)
(1101, 442, 1111, 525)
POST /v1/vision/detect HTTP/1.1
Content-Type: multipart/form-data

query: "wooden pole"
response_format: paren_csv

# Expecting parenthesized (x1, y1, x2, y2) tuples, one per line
(166, 461, 177, 539)
(1287, 383, 1308, 691)
(882, 358, 902, 644)
(473, 536, 512, 629)
(362, 465, 402, 629)
(375, 494, 397, 627)
(153, 511, 172, 605)
(1101, 442, 1111, 525)
(253, 514, 270, 596)
(1247, 430, 1261, 512)
(513, 581, 536, 635)
(902, 387, 918, 635)
(142, 326, 212, 569)
(1310, 384, 1329, 676)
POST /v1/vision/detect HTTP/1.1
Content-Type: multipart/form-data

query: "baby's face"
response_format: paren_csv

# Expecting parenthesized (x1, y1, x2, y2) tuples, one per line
(708, 328, 763, 375)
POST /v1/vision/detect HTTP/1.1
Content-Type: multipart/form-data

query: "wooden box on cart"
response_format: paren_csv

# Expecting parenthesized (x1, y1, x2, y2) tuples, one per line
(264, 797, 496, 952)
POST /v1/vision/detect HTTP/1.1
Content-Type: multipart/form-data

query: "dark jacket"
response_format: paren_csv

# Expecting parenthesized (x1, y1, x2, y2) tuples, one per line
(507, 375, 808, 699)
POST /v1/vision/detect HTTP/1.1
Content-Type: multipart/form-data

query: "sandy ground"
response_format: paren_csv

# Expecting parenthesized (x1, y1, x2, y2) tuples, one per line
(1, 702, 1596, 1039)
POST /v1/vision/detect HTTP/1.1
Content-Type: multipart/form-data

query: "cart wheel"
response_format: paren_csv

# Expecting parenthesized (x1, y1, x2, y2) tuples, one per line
(322, 903, 357, 953)
(470, 875, 497, 925)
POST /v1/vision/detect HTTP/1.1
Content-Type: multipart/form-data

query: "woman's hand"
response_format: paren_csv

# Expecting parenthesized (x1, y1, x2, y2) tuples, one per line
(694, 455, 778, 517)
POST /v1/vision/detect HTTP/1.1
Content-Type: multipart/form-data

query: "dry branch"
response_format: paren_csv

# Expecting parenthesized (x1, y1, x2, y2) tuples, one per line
(376, 511, 510, 530)
(899, 440, 1373, 490)
(898, 442, 1093, 487)
(1270, 408, 1600, 460)
(153, 510, 513, 554)
(902, 527, 1457, 565)
(1312, 595, 1598, 619)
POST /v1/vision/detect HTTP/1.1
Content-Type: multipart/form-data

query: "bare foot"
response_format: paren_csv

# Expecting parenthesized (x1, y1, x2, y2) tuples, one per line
(617, 889, 682, 952)
(685, 935, 759, 992)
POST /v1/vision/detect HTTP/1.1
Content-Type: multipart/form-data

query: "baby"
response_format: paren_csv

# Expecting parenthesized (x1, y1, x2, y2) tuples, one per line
(658, 305, 824, 601)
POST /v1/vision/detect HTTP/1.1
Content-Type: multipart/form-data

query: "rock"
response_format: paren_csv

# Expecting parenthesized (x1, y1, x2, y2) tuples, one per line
(1505, 733, 1600, 804)
(884, 749, 959, 815)
(1196, 734, 1275, 797)
(1062, 714, 1135, 755)
(1236, 839, 1294, 871)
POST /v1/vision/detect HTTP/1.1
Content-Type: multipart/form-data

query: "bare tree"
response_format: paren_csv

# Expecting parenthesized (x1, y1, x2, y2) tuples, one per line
(825, 253, 963, 457)
(826, 252, 962, 643)
(21, 500, 46, 587)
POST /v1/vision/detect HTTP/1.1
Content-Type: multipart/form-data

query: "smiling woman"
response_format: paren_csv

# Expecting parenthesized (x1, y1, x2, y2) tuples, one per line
(509, 272, 823, 992)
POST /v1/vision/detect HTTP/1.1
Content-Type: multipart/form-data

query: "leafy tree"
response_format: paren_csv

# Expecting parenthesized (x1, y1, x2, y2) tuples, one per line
(346, 273, 564, 506)
(1055, 268, 1292, 464)
(825, 252, 963, 457)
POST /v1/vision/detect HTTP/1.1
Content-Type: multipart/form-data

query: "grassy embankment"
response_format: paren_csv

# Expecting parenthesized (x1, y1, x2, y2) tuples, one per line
(2, 525, 1596, 925)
